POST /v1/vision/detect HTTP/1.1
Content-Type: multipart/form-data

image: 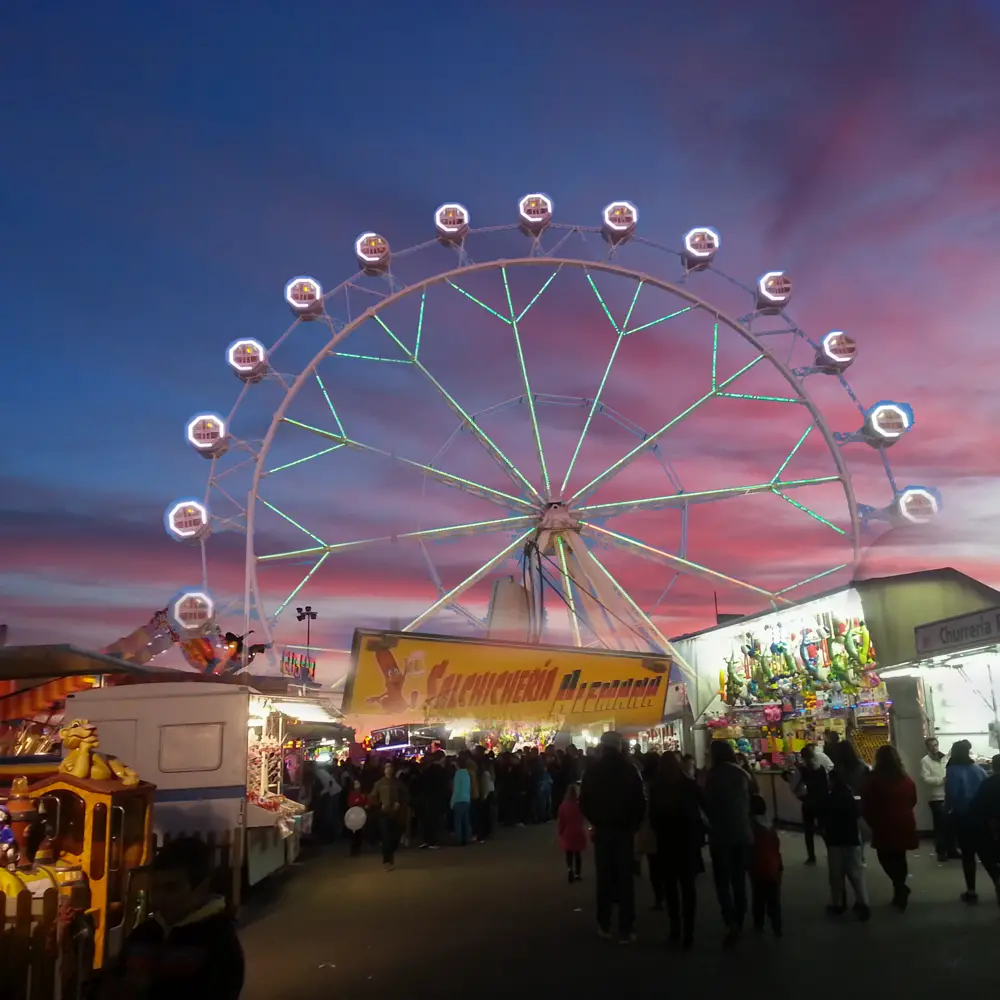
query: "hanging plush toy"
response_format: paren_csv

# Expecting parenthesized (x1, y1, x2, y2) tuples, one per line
(799, 627, 821, 678)
(723, 655, 744, 707)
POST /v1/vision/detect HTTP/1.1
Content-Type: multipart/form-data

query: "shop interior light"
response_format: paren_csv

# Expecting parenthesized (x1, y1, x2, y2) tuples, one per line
(271, 698, 340, 723)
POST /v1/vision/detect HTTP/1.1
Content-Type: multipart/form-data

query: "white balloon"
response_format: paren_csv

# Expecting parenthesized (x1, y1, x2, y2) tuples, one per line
(344, 806, 367, 832)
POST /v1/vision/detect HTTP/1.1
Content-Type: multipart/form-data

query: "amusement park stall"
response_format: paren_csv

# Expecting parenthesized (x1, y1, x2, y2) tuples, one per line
(673, 567, 1000, 827)
(65, 681, 341, 884)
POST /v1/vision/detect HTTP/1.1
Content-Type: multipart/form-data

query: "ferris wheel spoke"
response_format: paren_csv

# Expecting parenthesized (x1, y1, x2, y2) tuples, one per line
(570, 356, 764, 504)
(314, 373, 347, 437)
(257, 498, 326, 546)
(624, 307, 694, 337)
(515, 270, 559, 323)
(582, 521, 791, 604)
(258, 516, 535, 563)
(272, 553, 331, 621)
(419, 540, 487, 632)
(584, 548, 698, 680)
(577, 475, 841, 518)
(210, 482, 247, 515)
(265, 444, 345, 476)
(555, 536, 583, 647)
(280, 417, 534, 512)
(444, 279, 511, 324)
(771, 425, 813, 483)
(772, 490, 846, 534)
(371, 314, 542, 502)
(775, 564, 851, 596)
(558, 275, 634, 496)
(502, 266, 550, 496)
(402, 529, 535, 633)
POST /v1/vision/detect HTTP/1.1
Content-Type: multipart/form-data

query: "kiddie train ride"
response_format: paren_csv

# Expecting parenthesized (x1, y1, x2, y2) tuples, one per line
(0, 719, 154, 971)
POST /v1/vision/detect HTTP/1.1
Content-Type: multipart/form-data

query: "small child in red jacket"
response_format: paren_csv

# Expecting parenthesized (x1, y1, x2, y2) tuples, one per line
(557, 784, 588, 883)
(749, 795, 783, 936)
(347, 780, 368, 856)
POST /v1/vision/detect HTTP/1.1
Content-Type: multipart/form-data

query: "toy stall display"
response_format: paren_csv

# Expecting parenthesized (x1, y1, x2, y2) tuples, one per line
(705, 613, 890, 769)
(637, 723, 682, 753)
(246, 699, 310, 874)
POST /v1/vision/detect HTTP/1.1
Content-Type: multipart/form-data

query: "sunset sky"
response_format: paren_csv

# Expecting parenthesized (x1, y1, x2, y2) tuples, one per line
(3, 1, 999, 679)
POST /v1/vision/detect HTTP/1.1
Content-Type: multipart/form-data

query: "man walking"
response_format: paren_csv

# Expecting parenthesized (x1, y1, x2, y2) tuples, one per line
(579, 731, 646, 943)
(920, 736, 954, 862)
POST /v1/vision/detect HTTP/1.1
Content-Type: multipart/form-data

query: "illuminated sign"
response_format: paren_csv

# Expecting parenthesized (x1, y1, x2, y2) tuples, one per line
(344, 630, 671, 729)
(280, 649, 317, 683)
(370, 725, 410, 751)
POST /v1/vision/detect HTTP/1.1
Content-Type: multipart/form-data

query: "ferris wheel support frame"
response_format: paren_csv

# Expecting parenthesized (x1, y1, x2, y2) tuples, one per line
(241, 256, 862, 656)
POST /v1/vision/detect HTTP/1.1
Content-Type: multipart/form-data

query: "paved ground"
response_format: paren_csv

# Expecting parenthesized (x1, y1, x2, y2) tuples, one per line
(239, 825, 998, 999)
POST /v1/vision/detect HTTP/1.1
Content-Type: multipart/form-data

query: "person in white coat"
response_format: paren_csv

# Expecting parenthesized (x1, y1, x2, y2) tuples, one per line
(920, 736, 954, 862)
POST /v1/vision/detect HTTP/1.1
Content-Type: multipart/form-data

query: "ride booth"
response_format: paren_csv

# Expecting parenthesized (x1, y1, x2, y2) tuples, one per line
(0, 730, 156, 996)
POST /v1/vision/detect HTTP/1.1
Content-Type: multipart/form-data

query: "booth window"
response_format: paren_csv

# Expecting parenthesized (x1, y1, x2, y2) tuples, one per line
(90, 803, 108, 882)
(159, 722, 224, 773)
(49, 790, 86, 858)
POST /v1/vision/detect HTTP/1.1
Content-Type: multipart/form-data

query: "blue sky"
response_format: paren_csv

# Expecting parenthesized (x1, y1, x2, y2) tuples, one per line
(3, 0, 1000, 669)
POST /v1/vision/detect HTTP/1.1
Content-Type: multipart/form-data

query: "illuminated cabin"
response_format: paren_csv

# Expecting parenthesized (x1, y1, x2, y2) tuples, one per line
(754, 272, 793, 314)
(227, 340, 268, 384)
(682, 228, 719, 269)
(815, 332, 857, 374)
(355, 233, 391, 274)
(435, 204, 469, 243)
(170, 504, 208, 539)
(176, 595, 212, 630)
(518, 194, 552, 235)
(865, 404, 909, 444)
(602, 202, 637, 244)
(893, 488, 939, 526)
(285, 277, 323, 319)
(188, 416, 228, 458)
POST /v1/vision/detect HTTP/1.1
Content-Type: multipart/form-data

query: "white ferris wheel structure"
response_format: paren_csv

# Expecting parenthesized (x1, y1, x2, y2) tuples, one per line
(164, 195, 941, 671)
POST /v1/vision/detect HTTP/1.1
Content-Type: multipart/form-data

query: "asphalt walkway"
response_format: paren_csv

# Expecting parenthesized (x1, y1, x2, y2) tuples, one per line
(239, 824, 998, 999)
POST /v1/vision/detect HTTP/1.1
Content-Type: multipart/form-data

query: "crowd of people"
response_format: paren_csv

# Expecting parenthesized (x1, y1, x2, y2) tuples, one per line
(298, 731, 1000, 948)
(301, 744, 592, 869)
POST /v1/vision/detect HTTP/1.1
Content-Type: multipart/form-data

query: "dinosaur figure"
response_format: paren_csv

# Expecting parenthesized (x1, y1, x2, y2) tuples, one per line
(59, 719, 139, 786)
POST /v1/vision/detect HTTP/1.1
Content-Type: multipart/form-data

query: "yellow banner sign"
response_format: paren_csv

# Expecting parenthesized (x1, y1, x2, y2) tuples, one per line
(345, 630, 671, 730)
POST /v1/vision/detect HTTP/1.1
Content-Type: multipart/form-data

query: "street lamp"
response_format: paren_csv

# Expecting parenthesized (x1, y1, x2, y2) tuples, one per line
(295, 606, 318, 656)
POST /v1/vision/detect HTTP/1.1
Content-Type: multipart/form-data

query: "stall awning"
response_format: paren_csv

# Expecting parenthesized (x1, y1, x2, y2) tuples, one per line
(269, 696, 342, 724)
(0, 675, 99, 721)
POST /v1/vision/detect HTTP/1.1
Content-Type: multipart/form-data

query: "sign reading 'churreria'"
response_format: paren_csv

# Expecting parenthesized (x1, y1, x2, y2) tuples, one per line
(914, 607, 1000, 656)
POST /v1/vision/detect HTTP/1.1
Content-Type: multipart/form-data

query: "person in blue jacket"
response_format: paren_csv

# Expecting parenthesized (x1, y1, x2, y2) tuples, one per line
(945, 740, 991, 903)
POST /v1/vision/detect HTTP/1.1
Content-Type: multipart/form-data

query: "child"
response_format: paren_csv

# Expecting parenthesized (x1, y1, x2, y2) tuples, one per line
(748, 795, 783, 937)
(825, 768, 870, 920)
(103, 837, 244, 999)
(557, 783, 588, 883)
(348, 779, 368, 856)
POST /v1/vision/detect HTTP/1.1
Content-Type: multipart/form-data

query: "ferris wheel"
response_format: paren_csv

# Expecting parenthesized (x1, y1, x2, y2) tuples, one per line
(162, 195, 941, 668)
